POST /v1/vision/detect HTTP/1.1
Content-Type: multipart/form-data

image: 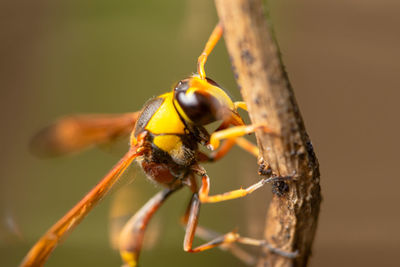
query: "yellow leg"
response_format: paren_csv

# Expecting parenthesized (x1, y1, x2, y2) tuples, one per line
(197, 22, 223, 80)
(212, 137, 259, 159)
(119, 189, 176, 267)
(207, 138, 236, 161)
(190, 165, 279, 204)
(198, 172, 269, 203)
(206, 101, 258, 158)
(199, 137, 258, 162)
(234, 101, 247, 111)
(208, 123, 276, 150)
(197, 172, 293, 204)
(234, 137, 259, 157)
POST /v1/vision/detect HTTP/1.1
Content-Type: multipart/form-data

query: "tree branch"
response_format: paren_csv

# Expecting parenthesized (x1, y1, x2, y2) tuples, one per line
(214, 1, 321, 266)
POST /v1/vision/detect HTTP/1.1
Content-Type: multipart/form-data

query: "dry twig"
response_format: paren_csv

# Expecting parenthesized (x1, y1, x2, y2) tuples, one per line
(214, 1, 321, 266)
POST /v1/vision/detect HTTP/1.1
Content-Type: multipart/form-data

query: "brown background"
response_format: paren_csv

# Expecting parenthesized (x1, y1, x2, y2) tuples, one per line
(1, 0, 399, 266)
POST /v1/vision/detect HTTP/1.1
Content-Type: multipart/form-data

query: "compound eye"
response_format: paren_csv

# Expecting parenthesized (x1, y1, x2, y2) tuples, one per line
(174, 80, 219, 125)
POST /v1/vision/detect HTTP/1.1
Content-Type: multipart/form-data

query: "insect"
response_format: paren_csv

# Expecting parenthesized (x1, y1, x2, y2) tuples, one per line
(20, 23, 282, 267)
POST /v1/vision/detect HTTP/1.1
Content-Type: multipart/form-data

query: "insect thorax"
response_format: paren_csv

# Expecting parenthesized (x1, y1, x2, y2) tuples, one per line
(132, 92, 202, 186)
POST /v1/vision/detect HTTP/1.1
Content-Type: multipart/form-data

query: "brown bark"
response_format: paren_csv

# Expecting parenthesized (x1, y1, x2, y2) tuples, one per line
(214, 1, 321, 266)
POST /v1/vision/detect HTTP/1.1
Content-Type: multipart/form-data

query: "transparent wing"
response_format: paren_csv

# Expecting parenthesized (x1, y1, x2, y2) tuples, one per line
(30, 112, 139, 157)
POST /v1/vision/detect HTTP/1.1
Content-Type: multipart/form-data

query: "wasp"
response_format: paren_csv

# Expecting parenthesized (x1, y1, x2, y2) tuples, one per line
(21, 23, 284, 267)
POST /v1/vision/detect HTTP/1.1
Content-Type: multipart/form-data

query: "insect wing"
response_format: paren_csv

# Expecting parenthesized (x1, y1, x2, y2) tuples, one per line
(30, 112, 139, 157)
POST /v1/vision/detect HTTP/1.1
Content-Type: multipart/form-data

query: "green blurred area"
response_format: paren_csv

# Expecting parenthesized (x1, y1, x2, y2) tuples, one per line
(1, 0, 400, 267)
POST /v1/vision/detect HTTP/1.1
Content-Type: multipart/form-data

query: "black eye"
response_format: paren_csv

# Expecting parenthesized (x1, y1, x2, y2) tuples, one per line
(174, 80, 219, 125)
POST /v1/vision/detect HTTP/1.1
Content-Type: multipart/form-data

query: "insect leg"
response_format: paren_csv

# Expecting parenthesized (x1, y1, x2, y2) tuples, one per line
(191, 165, 288, 204)
(182, 193, 295, 258)
(234, 101, 247, 111)
(180, 194, 256, 265)
(233, 137, 259, 157)
(197, 136, 258, 163)
(183, 193, 240, 253)
(208, 123, 277, 151)
(181, 172, 296, 259)
(197, 22, 223, 80)
(119, 188, 176, 267)
(235, 237, 298, 259)
(201, 100, 259, 158)
(197, 138, 236, 162)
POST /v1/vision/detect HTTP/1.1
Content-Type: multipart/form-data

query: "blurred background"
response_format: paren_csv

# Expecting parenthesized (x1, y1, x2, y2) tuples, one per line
(1, 0, 399, 266)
